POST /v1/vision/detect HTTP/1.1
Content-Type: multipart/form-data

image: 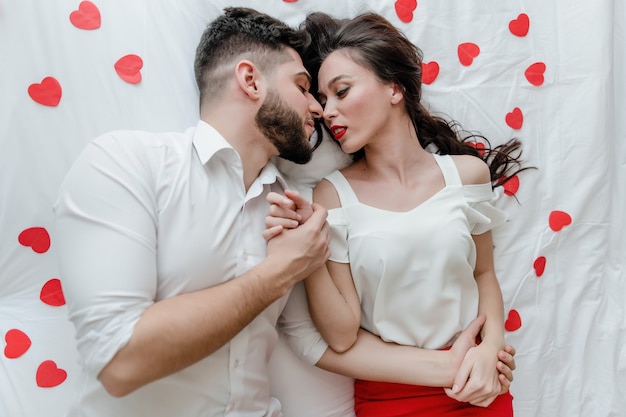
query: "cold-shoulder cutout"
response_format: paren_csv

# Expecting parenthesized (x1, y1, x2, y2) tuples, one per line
(450, 154, 490, 185)
(313, 177, 342, 210)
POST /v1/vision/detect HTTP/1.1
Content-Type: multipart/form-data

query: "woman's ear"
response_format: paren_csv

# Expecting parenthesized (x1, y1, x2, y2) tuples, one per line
(235, 60, 262, 100)
(390, 83, 404, 105)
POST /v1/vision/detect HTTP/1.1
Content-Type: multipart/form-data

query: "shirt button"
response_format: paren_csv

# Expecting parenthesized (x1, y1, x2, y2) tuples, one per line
(234, 359, 240, 368)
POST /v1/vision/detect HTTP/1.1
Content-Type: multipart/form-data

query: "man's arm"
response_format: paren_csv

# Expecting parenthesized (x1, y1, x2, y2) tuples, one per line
(54, 143, 330, 397)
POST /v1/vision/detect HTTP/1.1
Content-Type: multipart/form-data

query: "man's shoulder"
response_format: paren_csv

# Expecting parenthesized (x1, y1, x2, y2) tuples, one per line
(91, 128, 191, 151)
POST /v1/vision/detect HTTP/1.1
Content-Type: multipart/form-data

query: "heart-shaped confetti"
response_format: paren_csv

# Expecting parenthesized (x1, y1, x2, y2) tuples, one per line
(525, 62, 546, 86)
(467, 141, 486, 156)
(40, 279, 66, 307)
(458, 43, 480, 66)
(18, 227, 51, 254)
(28, 77, 62, 107)
(504, 309, 522, 332)
(505, 107, 524, 130)
(114, 54, 143, 84)
(534, 256, 546, 277)
(36, 360, 68, 388)
(421, 61, 439, 85)
(509, 13, 530, 37)
(4, 329, 32, 359)
(549, 210, 572, 232)
(69, 1, 101, 30)
(395, 0, 417, 23)
(501, 175, 520, 196)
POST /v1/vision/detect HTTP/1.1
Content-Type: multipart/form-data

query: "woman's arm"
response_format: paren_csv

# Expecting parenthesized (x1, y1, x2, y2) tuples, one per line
(445, 230, 507, 406)
(305, 180, 361, 352)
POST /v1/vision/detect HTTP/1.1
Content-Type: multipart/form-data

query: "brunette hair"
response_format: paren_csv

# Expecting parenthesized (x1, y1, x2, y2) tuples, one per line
(301, 12, 531, 188)
(195, 7, 310, 105)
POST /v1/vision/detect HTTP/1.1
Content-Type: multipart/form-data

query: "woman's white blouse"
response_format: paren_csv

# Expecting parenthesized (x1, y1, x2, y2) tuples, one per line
(325, 154, 507, 350)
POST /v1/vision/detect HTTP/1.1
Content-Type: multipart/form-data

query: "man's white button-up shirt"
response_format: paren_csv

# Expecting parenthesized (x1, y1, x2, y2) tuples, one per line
(53, 120, 294, 417)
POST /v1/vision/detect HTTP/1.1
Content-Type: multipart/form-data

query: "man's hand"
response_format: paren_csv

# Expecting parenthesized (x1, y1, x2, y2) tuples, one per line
(263, 190, 313, 240)
(264, 202, 330, 285)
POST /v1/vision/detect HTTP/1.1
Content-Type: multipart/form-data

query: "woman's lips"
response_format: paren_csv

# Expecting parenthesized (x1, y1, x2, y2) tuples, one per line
(331, 126, 346, 141)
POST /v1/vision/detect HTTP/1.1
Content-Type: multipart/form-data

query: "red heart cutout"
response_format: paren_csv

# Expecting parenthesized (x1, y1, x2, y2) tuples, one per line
(114, 54, 143, 84)
(534, 256, 546, 277)
(282, 0, 298, 2)
(36, 360, 67, 388)
(18, 227, 51, 253)
(467, 141, 485, 156)
(500, 175, 520, 196)
(505, 107, 523, 130)
(40, 278, 66, 307)
(395, 0, 418, 23)
(509, 13, 530, 37)
(458, 43, 480, 66)
(4, 329, 32, 359)
(28, 77, 62, 107)
(421, 61, 439, 85)
(504, 309, 522, 332)
(549, 210, 572, 232)
(69, 1, 101, 30)
(525, 62, 546, 86)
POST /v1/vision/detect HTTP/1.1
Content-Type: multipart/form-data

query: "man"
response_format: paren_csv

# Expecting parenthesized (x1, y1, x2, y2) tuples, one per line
(53, 7, 329, 416)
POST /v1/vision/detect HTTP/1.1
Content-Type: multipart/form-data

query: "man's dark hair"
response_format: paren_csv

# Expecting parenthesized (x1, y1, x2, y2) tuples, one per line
(194, 7, 310, 104)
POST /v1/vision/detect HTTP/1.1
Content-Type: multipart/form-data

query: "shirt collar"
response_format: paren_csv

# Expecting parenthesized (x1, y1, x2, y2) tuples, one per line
(192, 120, 291, 190)
(192, 120, 234, 165)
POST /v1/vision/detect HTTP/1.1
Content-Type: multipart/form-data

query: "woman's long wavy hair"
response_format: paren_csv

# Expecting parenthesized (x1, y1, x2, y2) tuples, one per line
(301, 12, 532, 188)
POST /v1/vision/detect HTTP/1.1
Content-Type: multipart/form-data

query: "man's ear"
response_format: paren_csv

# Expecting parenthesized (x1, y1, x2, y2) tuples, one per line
(235, 60, 262, 100)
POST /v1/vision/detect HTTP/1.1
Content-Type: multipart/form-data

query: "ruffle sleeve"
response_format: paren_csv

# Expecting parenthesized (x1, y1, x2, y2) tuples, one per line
(463, 182, 508, 235)
(327, 207, 350, 263)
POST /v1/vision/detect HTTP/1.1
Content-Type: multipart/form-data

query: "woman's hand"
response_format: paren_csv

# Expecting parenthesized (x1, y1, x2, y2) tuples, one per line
(446, 341, 511, 407)
(263, 190, 313, 240)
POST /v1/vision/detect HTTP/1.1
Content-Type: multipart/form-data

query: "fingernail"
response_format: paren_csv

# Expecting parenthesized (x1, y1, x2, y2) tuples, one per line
(452, 384, 459, 393)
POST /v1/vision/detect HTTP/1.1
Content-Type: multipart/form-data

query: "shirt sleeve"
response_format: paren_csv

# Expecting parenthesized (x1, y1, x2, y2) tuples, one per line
(327, 208, 350, 263)
(52, 133, 158, 376)
(277, 282, 329, 365)
(463, 182, 508, 235)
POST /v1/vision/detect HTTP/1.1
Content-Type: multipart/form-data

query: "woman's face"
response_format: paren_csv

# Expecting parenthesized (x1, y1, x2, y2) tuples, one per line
(317, 50, 397, 154)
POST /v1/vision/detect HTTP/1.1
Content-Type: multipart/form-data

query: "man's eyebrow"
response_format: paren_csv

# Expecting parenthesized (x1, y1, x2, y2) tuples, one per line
(296, 71, 312, 84)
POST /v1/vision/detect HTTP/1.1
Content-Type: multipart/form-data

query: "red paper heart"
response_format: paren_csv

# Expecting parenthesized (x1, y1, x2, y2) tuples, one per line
(501, 175, 520, 196)
(40, 278, 66, 307)
(28, 77, 62, 107)
(18, 227, 51, 253)
(36, 360, 67, 388)
(114, 54, 143, 84)
(395, 0, 417, 23)
(549, 210, 572, 232)
(534, 256, 546, 277)
(282, 0, 298, 2)
(505, 107, 523, 130)
(421, 61, 439, 85)
(467, 141, 485, 156)
(4, 329, 32, 359)
(69, 1, 101, 30)
(504, 309, 522, 332)
(509, 13, 530, 37)
(525, 62, 546, 86)
(458, 43, 480, 66)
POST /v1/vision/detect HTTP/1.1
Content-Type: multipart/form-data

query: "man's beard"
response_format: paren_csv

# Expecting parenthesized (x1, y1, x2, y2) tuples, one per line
(255, 91, 312, 164)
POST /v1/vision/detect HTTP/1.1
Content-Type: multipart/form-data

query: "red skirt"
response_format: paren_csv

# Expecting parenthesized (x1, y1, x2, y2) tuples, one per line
(354, 379, 513, 417)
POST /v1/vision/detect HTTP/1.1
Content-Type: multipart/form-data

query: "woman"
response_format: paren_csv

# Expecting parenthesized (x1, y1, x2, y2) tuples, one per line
(267, 11, 530, 416)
